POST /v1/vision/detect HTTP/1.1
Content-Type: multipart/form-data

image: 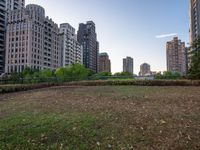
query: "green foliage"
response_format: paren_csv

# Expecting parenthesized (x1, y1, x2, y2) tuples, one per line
(114, 72, 133, 79)
(55, 64, 89, 82)
(91, 72, 112, 80)
(155, 71, 181, 80)
(188, 38, 200, 79)
(9, 72, 22, 83)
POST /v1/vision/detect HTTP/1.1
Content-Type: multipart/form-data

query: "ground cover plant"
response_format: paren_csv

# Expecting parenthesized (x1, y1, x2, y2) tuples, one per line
(0, 86, 200, 149)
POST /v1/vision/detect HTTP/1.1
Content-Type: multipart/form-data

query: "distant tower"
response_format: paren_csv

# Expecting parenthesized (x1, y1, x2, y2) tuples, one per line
(123, 57, 134, 75)
(166, 37, 187, 75)
(98, 53, 111, 73)
(139, 63, 151, 76)
(77, 21, 99, 73)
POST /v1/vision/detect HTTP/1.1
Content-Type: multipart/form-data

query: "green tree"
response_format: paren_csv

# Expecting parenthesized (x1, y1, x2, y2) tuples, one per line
(92, 72, 112, 80)
(188, 38, 200, 79)
(69, 63, 89, 81)
(55, 64, 89, 82)
(114, 72, 132, 77)
(155, 71, 181, 80)
(55, 67, 68, 82)
(9, 72, 22, 84)
(154, 72, 163, 79)
(38, 69, 53, 82)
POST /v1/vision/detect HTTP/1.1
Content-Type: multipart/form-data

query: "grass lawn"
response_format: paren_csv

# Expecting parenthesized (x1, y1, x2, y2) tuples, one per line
(0, 86, 200, 150)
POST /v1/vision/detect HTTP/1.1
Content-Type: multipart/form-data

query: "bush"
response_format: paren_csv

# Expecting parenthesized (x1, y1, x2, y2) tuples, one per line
(155, 71, 181, 80)
(65, 80, 200, 86)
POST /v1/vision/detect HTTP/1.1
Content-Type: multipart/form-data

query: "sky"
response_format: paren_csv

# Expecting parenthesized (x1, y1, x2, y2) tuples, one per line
(26, 0, 189, 74)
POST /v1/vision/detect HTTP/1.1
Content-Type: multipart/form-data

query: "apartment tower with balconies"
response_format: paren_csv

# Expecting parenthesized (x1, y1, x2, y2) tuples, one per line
(5, 4, 61, 73)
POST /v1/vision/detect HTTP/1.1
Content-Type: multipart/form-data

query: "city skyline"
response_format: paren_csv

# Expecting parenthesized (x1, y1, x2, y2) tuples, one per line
(25, 0, 188, 73)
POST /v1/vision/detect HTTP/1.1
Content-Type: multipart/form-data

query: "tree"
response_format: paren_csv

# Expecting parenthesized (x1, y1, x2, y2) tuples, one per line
(92, 72, 112, 80)
(55, 67, 68, 82)
(38, 69, 53, 82)
(69, 63, 89, 81)
(114, 72, 132, 77)
(55, 64, 89, 82)
(155, 71, 181, 80)
(188, 38, 200, 79)
(9, 72, 22, 83)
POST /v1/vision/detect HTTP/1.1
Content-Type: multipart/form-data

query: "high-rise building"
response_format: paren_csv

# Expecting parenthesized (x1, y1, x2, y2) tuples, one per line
(77, 21, 99, 73)
(5, 4, 61, 73)
(123, 57, 134, 75)
(59, 23, 82, 67)
(0, 0, 25, 74)
(139, 63, 151, 76)
(166, 37, 187, 75)
(6, 0, 25, 11)
(98, 52, 111, 73)
(189, 0, 200, 44)
(188, 0, 200, 69)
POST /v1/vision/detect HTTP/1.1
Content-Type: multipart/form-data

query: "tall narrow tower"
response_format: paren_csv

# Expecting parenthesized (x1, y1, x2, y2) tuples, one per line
(189, 0, 200, 44)
(166, 37, 187, 75)
(77, 21, 99, 73)
(123, 57, 134, 75)
(0, 0, 25, 74)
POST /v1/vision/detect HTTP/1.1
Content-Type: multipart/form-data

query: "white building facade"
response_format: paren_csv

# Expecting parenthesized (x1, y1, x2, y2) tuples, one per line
(59, 23, 82, 67)
(5, 4, 61, 73)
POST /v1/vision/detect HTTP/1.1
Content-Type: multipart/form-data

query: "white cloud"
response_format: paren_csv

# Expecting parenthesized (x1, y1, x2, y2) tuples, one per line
(155, 33, 178, 39)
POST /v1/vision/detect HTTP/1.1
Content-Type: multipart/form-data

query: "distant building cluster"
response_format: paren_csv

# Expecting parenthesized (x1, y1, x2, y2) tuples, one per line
(0, 0, 110, 75)
(166, 37, 187, 76)
(0, 0, 199, 76)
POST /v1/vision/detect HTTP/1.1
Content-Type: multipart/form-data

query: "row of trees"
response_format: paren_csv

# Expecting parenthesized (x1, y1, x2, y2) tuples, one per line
(154, 71, 181, 80)
(7, 64, 135, 84)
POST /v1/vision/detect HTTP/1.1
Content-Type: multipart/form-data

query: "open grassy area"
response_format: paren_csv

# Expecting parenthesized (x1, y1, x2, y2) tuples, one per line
(0, 86, 200, 149)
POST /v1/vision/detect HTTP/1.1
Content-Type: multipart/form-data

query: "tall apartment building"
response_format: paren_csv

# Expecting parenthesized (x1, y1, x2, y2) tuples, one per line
(166, 37, 187, 75)
(59, 23, 82, 67)
(98, 52, 111, 73)
(0, 0, 25, 74)
(5, 4, 61, 73)
(139, 63, 151, 76)
(6, 0, 25, 11)
(123, 57, 134, 75)
(77, 21, 99, 73)
(189, 0, 200, 44)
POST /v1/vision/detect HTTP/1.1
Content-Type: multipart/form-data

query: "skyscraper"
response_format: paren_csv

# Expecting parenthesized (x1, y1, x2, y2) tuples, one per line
(139, 63, 151, 76)
(166, 37, 187, 75)
(5, 4, 61, 73)
(189, 0, 200, 44)
(0, 0, 25, 74)
(123, 57, 134, 75)
(59, 23, 82, 67)
(77, 21, 99, 73)
(98, 52, 111, 73)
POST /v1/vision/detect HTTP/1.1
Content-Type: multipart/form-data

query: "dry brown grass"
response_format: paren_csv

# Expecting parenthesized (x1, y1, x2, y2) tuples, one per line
(0, 86, 200, 149)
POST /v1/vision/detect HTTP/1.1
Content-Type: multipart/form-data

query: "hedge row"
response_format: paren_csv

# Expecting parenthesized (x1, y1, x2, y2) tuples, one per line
(1, 80, 200, 94)
(65, 80, 200, 86)
(0, 83, 59, 94)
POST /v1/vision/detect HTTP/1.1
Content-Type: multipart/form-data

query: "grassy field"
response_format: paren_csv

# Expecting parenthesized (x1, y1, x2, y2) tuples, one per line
(0, 86, 200, 150)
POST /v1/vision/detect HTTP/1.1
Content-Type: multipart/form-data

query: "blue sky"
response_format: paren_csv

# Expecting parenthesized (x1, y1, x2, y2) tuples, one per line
(26, 0, 189, 74)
